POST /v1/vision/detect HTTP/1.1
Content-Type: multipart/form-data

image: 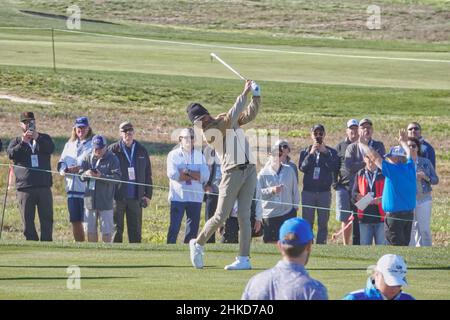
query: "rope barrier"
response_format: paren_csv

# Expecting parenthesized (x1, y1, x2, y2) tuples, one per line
(0, 162, 419, 222)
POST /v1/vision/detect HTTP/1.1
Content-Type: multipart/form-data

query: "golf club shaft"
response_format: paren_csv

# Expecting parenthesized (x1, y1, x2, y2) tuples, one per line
(210, 53, 246, 81)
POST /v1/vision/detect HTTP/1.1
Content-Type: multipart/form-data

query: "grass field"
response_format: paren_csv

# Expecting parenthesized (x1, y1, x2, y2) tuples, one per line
(0, 0, 449, 300)
(0, 241, 449, 300)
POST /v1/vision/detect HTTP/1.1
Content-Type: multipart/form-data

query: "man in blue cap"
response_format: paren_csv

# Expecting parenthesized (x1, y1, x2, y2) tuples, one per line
(241, 217, 328, 300)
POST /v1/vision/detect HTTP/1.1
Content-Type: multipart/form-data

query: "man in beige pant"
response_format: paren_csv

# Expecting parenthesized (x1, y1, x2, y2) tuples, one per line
(186, 80, 261, 270)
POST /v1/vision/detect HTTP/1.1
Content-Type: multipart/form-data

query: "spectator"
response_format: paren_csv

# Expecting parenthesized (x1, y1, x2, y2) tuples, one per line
(109, 122, 152, 243)
(259, 143, 299, 243)
(219, 185, 263, 243)
(352, 154, 385, 245)
(345, 118, 386, 245)
(80, 135, 121, 243)
(166, 128, 209, 244)
(299, 124, 339, 244)
(7, 112, 55, 241)
(334, 119, 359, 245)
(343, 254, 415, 300)
(57, 116, 94, 242)
(203, 145, 221, 243)
(362, 129, 416, 246)
(407, 122, 435, 168)
(407, 137, 439, 247)
(187, 80, 260, 270)
(275, 140, 299, 182)
(242, 217, 328, 300)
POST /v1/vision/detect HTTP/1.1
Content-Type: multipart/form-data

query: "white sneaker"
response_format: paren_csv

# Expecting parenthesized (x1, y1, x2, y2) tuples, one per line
(189, 239, 204, 269)
(224, 256, 252, 270)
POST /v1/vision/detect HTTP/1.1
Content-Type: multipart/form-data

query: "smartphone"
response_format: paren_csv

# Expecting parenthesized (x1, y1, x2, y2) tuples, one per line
(28, 121, 36, 132)
(315, 136, 323, 144)
(91, 168, 98, 174)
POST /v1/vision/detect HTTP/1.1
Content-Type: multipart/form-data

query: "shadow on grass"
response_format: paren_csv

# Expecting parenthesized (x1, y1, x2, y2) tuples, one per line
(0, 276, 136, 281)
(0, 265, 194, 269)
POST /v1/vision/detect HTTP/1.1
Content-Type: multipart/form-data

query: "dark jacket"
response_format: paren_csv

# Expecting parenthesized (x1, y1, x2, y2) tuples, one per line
(108, 140, 152, 201)
(333, 138, 353, 189)
(299, 146, 339, 192)
(79, 150, 121, 211)
(344, 139, 385, 177)
(7, 133, 55, 190)
(420, 138, 436, 169)
(351, 168, 385, 223)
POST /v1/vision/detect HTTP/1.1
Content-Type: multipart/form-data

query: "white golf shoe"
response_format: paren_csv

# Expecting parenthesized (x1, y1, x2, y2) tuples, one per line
(224, 256, 252, 270)
(189, 239, 204, 269)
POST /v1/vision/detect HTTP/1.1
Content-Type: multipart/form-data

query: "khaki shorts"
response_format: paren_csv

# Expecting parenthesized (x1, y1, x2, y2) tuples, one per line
(85, 209, 114, 234)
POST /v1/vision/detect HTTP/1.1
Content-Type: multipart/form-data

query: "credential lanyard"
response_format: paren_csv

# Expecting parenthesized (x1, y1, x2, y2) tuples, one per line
(121, 142, 136, 167)
(365, 169, 378, 192)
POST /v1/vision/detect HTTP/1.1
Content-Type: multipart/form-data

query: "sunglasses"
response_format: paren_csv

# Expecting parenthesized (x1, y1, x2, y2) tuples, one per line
(313, 131, 324, 136)
(281, 144, 289, 149)
(121, 129, 134, 134)
(408, 127, 420, 131)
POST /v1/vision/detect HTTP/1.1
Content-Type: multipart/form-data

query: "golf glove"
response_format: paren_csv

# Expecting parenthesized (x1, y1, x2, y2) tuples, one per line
(251, 81, 260, 97)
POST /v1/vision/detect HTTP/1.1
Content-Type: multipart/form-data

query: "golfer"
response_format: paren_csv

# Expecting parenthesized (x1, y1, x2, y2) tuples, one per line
(242, 217, 328, 300)
(187, 79, 261, 270)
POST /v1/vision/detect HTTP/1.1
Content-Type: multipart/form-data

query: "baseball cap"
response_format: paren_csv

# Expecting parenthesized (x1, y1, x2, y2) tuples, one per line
(359, 118, 373, 126)
(186, 103, 210, 124)
(347, 119, 359, 128)
(311, 124, 325, 132)
(279, 218, 314, 246)
(271, 139, 290, 155)
(119, 121, 133, 132)
(20, 112, 35, 122)
(376, 254, 408, 287)
(92, 135, 107, 149)
(75, 116, 89, 128)
(385, 146, 406, 158)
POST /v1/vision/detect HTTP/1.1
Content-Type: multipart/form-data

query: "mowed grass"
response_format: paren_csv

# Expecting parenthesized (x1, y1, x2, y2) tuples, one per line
(0, 28, 449, 90)
(0, 241, 449, 300)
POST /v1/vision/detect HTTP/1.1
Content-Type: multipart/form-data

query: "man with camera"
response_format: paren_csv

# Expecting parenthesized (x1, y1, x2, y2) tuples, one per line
(109, 122, 152, 243)
(7, 112, 55, 241)
(299, 124, 339, 244)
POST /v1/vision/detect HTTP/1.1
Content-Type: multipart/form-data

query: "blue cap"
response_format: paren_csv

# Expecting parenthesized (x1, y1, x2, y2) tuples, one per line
(75, 116, 89, 128)
(279, 218, 314, 246)
(385, 145, 406, 158)
(92, 135, 106, 149)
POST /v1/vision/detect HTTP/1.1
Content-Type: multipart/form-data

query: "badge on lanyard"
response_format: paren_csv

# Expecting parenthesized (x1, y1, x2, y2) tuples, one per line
(31, 154, 39, 168)
(128, 167, 136, 181)
(313, 167, 321, 180)
(88, 179, 96, 190)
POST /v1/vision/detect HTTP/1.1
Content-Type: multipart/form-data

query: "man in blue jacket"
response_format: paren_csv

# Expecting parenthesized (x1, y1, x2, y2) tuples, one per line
(343, 254, 415, 300)
(299, 124, 339, 244)
(362, 129, 416, 246)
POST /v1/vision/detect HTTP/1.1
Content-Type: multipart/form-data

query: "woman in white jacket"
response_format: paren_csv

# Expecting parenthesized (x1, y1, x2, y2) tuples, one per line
(57, 117, 94, 241)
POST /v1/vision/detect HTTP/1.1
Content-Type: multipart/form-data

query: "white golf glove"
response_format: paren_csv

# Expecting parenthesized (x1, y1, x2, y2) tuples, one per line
(251, 81, 260, 97)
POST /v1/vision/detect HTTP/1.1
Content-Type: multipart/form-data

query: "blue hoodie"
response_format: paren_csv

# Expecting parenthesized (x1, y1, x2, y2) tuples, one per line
(343, 277, 415, 300)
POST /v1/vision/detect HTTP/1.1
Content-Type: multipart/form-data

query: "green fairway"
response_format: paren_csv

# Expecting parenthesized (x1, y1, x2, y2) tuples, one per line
(0, 241, 448, 300)
(1, 28, 449, 89)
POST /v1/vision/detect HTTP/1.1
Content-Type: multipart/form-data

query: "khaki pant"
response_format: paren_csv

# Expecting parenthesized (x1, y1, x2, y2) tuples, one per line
(197, 164, 256, 256)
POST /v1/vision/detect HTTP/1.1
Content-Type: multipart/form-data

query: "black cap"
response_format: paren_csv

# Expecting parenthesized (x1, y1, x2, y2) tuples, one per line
(186, 103, 209, 124)
(311, 124, 325, 132)
(20, 112, 35, 122)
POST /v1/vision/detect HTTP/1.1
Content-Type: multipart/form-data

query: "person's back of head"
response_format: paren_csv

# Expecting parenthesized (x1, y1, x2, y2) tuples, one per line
(278, 218, 314, 261)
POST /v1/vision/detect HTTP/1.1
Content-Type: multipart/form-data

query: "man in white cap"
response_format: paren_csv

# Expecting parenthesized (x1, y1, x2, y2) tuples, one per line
(343, 254, 415, 300)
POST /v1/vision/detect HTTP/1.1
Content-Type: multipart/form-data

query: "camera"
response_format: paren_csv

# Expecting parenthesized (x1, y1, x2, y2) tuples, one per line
(27, 121, 36, 132)
(140, 198, 148, 208)
(315, 136, 323, 144)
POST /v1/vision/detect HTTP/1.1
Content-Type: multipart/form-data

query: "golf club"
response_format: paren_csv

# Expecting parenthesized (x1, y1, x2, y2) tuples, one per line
(0, 166, 11, 240)
(210, 53, 246, 81)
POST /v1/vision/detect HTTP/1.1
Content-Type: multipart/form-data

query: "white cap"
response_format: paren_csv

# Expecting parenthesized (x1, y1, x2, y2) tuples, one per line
(347, 119, 359, 128)
(376, 254, 408, 287)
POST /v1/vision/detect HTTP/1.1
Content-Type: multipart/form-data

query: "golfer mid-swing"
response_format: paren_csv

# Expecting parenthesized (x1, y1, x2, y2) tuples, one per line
(186, 80, 261, 270)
